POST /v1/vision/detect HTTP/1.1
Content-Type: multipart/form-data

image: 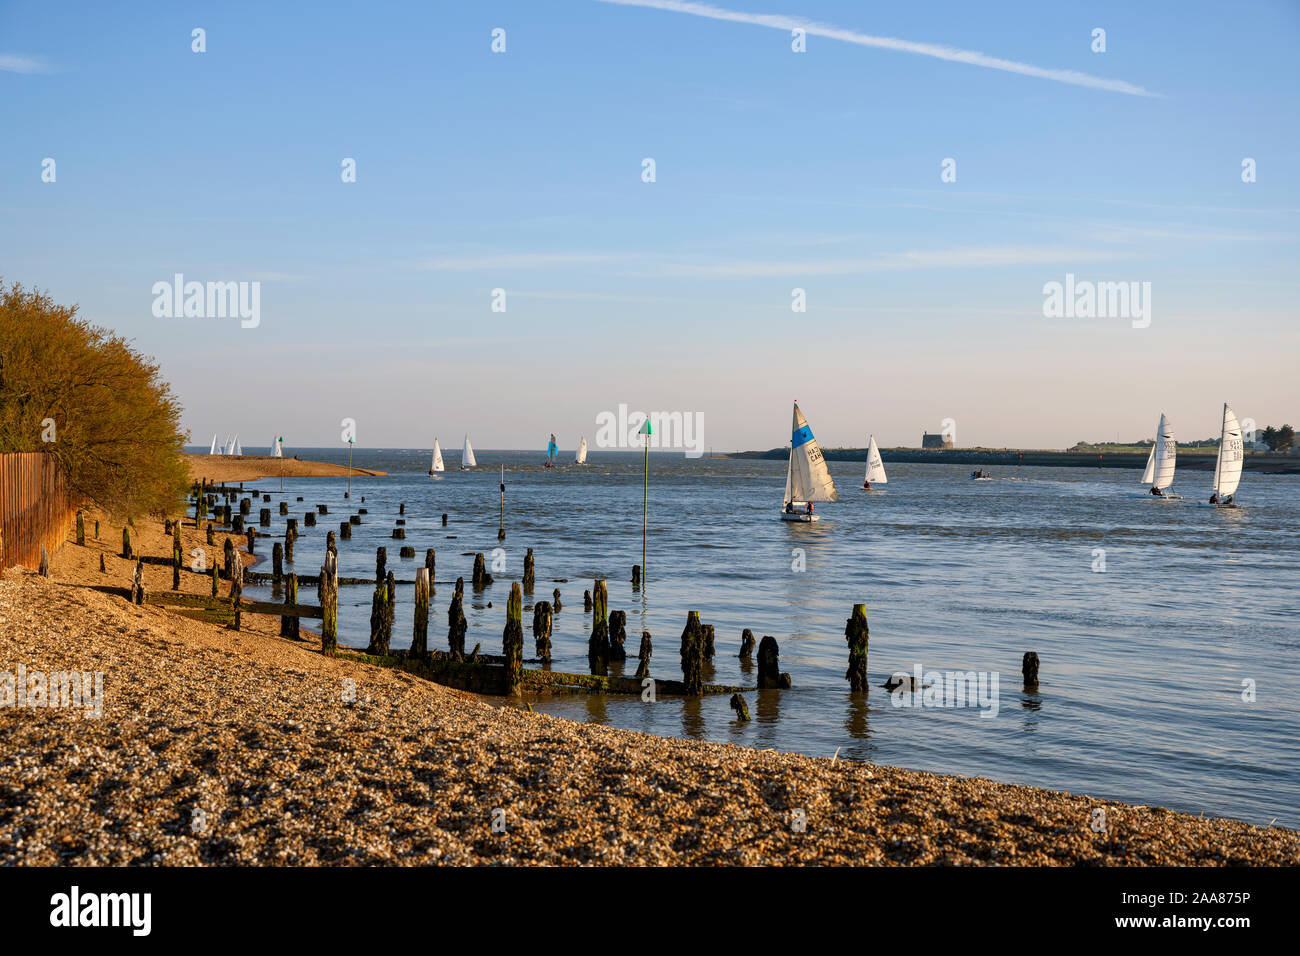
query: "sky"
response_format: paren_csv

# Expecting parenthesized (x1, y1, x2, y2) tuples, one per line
(2, 0, 1297, 453)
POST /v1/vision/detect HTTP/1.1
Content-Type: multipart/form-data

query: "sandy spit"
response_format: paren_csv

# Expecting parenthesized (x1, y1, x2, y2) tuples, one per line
(0, 514, 1296, 866)
(185, 454, 385, 483)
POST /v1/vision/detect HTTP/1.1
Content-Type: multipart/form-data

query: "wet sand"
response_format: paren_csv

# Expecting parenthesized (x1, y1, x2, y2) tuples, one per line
(185, 454, 385, 484)
(1, 515, 1296, 866)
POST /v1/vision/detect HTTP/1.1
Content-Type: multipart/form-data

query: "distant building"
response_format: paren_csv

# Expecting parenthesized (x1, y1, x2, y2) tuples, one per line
(921, 432, 953, 450)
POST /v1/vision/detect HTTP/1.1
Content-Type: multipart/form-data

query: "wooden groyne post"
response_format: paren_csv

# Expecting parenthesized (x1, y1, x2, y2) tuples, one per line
(532, 600, 553, 662)
(319, 551, 338, 654)
(739, 628, 755, 659)
(609, 609, 627, 661)
(272, 542, 284, 589)
(171, 531, 182, 590)
(412, 567, 430, 658)
(281, 573, 300, 640)
(587, 580, 609, 675)
(635, 631, 652, 680)
(701, 623, 716, 661)
(503, 582, 524, 693)
(121, 526, 133, 559)
(679, 612, 704, 695)
(1023, 652, 1040, 689)
(845, 604, 869, 691)
(523, 548, 535, 592)
(757, 636, 792, 689)
(448, 577, 467, 658)
(424, 549, 435, 593)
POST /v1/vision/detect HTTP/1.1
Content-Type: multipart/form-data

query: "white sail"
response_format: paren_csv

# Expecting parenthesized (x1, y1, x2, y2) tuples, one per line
(461, 436, 476, 468)
(221, 435, 231, 455)
(231, 435, 242, 456)
(786, 402, 838, 502)
(1140, 444, 1155, 484)
(430, 439, 444, 473)
(575, 436, 588, 464)
(1213, 403, 1244, 498)
(1151, 413, 1175, 490)
(271, 436, 282, 458)
(209, 434, 218, 455)
(864, 435, 887, 484)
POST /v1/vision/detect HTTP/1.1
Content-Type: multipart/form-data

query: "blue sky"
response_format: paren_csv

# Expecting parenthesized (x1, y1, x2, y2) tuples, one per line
(2, 0, 1297, 451)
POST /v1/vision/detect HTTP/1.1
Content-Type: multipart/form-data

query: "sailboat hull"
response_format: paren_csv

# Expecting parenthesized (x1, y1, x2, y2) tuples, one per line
(779, 512, 819, 522)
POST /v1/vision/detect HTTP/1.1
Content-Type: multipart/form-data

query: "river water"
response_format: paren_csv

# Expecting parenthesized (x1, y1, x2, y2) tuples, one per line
(233, 447, 1300, 829)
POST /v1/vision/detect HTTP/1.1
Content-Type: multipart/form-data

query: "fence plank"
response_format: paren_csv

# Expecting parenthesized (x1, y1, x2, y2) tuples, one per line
(0, 453, 76, 571)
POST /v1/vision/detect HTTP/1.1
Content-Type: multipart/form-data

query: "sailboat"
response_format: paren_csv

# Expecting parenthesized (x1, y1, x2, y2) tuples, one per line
(208, 435, 219, 455)
(1209, 403, 1244, 507)
(780, 401, 838, 521)
(460, 435, 476, 470)
(1142, 412, 1177, 497)
(271, 436, 282, 458)
(229, 434, 242, 456)
(429, 439, 444, 476)
(575, 435, 588, 465)
(862, 435, 887, 490)
(544, 434, 558, 468)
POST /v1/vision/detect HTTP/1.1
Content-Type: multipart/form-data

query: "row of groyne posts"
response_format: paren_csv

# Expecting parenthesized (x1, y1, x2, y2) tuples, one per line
(128, 480, 1044, 708)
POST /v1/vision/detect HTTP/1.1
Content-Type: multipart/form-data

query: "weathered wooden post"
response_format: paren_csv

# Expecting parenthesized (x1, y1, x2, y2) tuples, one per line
(270, 541, 283, 589)
(679, 612, 704, 695)
(319, 551, 338, 654)
(286, 517, 298, 539)
(368, 549, 390, 654)
(94, 519, 100, 539)
(222, 537, 235, 579)
(523, 548, 535, 592)
(206, 522, 214, 546)
(412, 567, 430, 658)
(532, 600, 553, 662)
(701, 624, 716, 661)
(38, 547, 49, 577)
(730, 694, 751, 721)
(240, 497, 251, 516)
(210, 559, 218, 597)
(391, 526, 404, 539)
(399, 502, 405, 515)
(349, 514, 361, 525)
(635, 631, 652, 680)
(130, 558, 145, 605)
(318, 504, 328, 515)
(399, 545, 415, 558)
(631, 564, 640, 589)
(583, 589, 592, 612)
(122, 526, 133, 559)
(284, 528, 294, 563)
(609, 609, 628, 661)
(503, 582, 524, 694)
(739, 628, 756, 659)
(424, 549, 435, 592)
(588, 580, 610, 675)
(281, 573, 300, 640)
(339, 521, 351, 540)
(259, 508, 271, 527)
(1022, 652, 1040, 689)
(757, 636, 792, 689)
(472, 552, 487, 590)
(845, 604, 869, 691)
(232, 513, 244, 534)
(230, 569, 242, 631)
(172, 533, 182, 590)
(99, 553, 106, 574)
(279, 501, 289, 515)
(75, 510, 85, 546)
(245, 528, 256, 556)
(448, 577, 467, 658)
(304, 512, 316, 528)
(552, 588, 562, 613)
(326, 530, 336, 555)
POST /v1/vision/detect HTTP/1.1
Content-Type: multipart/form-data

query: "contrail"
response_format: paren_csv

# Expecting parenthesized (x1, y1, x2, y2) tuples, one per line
(596, 0, 1159, 97)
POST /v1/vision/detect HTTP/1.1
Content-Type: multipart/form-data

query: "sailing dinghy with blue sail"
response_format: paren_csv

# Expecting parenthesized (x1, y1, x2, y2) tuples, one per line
(780, 401, 838, 521)
(545, 434, 559, 468)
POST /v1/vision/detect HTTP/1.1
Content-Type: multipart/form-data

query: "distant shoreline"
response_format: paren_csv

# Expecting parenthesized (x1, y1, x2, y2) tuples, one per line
(732, 447, 1300, 474)
(184, 454, 386, 483)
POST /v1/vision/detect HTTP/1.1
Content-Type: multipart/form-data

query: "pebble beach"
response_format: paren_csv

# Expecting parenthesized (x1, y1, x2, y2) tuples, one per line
(2, 515, 1297, 867)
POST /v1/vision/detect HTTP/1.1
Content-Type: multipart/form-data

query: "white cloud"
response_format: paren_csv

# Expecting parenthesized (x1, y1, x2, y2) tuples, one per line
(644, 246, 1128, 278)
(595, 0, 1160, 97)
(0, 55, 49, 74)
(420, 252, 636, 271)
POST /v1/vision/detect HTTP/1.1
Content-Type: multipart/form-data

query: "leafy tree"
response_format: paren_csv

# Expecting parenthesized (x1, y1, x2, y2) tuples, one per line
(0, 280, 189, 517)
(1259, 425, 1294, 452)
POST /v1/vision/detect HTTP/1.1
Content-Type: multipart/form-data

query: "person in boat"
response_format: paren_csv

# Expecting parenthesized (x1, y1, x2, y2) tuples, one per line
(1224, 494, 1234, 506)
(863, 480, 870, 490)
(785, 500, 795, 514)
(806, 502, 814, 515)
(1209, 492, 1219, 505)
(1151, 486, 1164, 497)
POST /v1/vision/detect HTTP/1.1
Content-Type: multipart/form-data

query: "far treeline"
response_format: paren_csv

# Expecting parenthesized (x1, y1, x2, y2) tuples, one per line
(0, 280, 189, 517)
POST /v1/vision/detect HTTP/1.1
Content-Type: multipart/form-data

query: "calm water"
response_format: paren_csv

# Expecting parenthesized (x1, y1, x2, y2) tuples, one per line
(230, 447, 1300, 828)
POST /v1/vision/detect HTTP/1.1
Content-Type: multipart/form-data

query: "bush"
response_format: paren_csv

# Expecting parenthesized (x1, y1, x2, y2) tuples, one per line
(0, 280, 189, 517)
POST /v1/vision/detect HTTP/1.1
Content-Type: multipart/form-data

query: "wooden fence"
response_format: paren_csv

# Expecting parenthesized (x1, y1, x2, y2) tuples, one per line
(0, 453, 76, 570)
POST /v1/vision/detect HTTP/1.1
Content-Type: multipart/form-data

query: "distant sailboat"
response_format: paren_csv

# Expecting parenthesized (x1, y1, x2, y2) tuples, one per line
(780, 401, 838, 522)
(429, 439, 444, 476)
(230, 434, 242, 457)
(209, 434, 218, 455)
(1209, 403, 1244, 506)
(545, 433, 558, 468)
(575, 435, 588, 465)
(862, 435, 887, 490)
(1143, 413, 1177, 497)
(271, 436, 282, 458)
(461, 435, 476, 470)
